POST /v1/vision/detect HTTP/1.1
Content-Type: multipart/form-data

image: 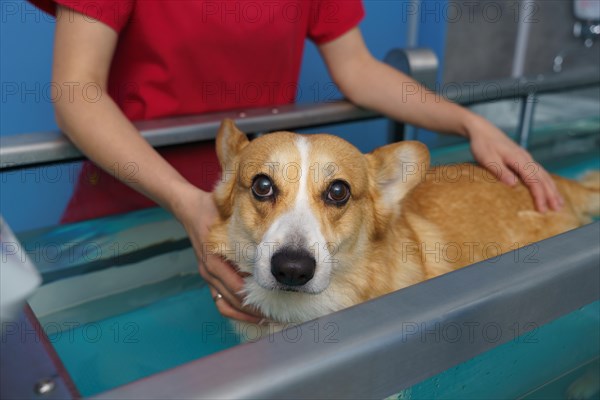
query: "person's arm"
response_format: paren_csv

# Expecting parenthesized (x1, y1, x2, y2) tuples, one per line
(52, 5, 260, 322)
(319, 27, 563, 213)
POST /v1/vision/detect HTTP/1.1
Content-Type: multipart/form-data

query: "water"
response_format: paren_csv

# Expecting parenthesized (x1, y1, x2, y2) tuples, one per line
(48, 283, 240, 396)
(522, 358, 600, 400)
(391, 301, 600, 400)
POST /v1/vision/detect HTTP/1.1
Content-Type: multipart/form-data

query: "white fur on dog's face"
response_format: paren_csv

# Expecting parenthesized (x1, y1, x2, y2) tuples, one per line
(253, 136, 332, 294)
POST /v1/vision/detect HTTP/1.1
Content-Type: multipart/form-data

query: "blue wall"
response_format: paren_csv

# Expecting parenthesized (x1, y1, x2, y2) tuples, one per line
(1, 0, 448, 232)
(1, 1, 57, 135)
(0, 0, 78, 232)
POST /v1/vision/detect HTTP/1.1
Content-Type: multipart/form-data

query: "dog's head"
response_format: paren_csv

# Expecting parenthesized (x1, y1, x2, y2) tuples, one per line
(208, 119, 429, 322)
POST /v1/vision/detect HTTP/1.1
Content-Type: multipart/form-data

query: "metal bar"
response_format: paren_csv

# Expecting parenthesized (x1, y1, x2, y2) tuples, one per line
(384, 48, 439, 91)
(384, 48, 440, 142)
(2, 66, 598, 170)
(443, 65, 599, 105)
(0, 102, 378, 170)
(517, 93, 538, 148)
(512, 0, 535, 78)
(406, 0, 421, 48)
(94, 222, 600, 400)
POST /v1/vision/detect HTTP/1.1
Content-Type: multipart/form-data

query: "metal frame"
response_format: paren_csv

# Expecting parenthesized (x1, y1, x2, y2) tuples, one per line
(1, 306, 79, 399)
(93, 222, 600, 399)
(517, 93, 537, 148)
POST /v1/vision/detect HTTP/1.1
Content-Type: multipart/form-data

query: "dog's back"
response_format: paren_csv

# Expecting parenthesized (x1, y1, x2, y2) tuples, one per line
(398, 165, 599, 279)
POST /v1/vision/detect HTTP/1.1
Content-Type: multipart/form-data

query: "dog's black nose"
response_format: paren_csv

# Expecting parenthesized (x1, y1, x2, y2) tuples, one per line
(271, 247, 316, 287)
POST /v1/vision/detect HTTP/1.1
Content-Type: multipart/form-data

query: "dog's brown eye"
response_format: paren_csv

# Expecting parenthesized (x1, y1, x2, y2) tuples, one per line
(252, 175, 274, 200)
(325, 180, 350, 205)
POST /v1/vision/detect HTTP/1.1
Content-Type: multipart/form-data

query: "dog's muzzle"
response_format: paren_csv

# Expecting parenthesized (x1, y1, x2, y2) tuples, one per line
(270, 247, 316, 287)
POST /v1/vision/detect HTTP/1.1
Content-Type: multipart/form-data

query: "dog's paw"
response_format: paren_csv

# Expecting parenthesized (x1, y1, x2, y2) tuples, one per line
(566, 366, 600, 400)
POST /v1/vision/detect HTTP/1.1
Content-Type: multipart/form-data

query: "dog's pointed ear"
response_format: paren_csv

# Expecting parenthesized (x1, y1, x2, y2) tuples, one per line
(213, 119, 249, 219)
(366, 141, 430, 216)
(216, 119, 249, 167)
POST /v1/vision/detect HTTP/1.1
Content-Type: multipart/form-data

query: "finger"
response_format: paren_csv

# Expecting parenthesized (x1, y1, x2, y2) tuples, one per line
(517, 162, 562, 213)
(482, 157, 518, 186)
(200, 261, 249, 311)
(531, 181, 548, 213)
(198, 255, 244, 302)
(520, 171, 548, 213)
(203, 254, 246, 297)
(200, 258, 264, 318)
(535, 169, 557, 212)
(209, 286, 262, 323)
(504, 156, 550, 213)
(540, 170, 564, 211)
(202, 268, 245, 310)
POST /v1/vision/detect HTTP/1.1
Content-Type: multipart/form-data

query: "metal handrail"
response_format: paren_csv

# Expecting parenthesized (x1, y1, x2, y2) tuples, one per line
(0, 102, 377, 170)
(441, 65, 599, 105)
(1, 63, 598, 169)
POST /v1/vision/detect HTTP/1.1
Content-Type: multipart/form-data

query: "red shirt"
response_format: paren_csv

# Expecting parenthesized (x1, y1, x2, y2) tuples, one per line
(31, 0, 365, 222)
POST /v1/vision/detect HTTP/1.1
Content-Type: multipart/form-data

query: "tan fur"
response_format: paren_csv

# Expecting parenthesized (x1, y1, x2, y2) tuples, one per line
(208, 120, 600, 324)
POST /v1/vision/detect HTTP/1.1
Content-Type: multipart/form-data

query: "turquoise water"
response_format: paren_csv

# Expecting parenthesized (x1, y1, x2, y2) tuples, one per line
(392, 301, 600, 399)
(30, 151, 599, 397)
(522, 358, 599, 400)
(49, 283, 240, 396)
(545, 156, 600, 183)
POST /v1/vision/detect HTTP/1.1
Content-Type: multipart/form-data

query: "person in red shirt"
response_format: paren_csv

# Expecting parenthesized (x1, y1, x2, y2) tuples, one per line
(31, 0, 563, 323)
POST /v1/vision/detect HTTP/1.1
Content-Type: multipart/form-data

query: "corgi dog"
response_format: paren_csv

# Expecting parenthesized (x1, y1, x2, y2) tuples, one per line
(207, 119, 599, 329)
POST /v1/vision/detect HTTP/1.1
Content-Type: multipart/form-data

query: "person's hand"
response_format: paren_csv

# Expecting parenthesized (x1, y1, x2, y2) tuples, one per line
(465, 114, 564, 213)
(173, 187, 263, 323)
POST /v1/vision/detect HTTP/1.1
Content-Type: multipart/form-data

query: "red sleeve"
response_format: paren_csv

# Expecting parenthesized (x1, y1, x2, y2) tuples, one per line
(307, 0, 365, 45)
(28, 0, 134, 33)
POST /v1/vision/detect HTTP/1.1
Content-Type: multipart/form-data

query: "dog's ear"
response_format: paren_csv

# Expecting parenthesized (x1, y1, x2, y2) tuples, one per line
(213, 119, 249, 219)
(216, 118, 249, 167)
(366, 141, 430, 218)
